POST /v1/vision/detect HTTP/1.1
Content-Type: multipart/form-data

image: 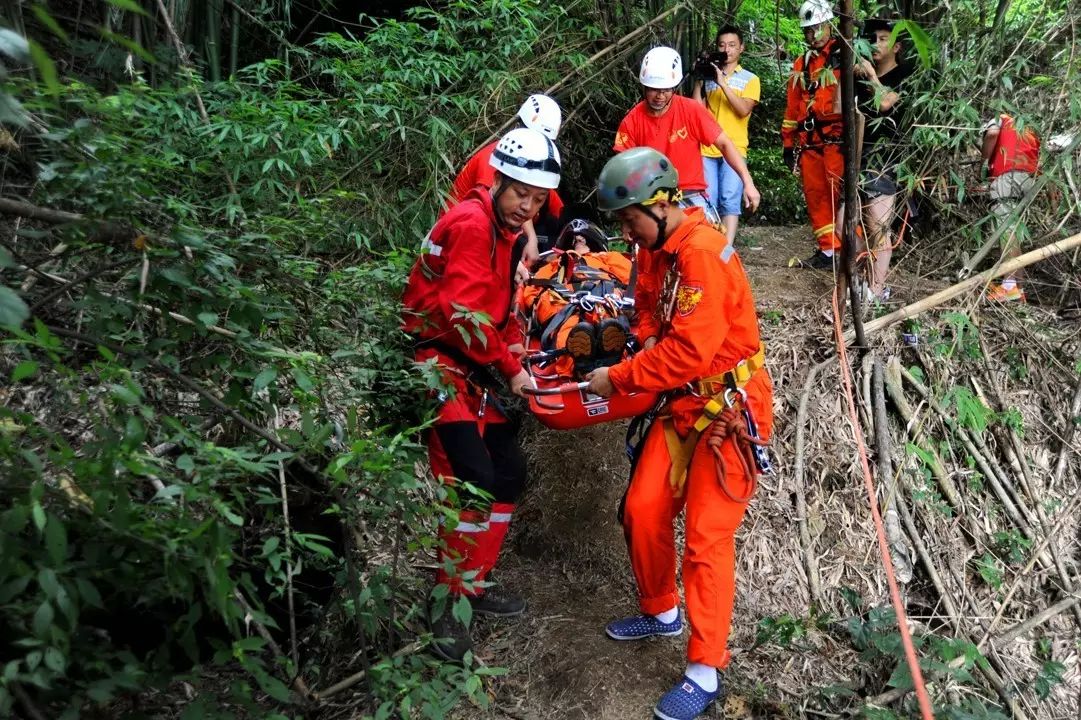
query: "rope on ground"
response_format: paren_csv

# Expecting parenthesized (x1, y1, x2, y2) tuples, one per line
(830, 286, 935, 720)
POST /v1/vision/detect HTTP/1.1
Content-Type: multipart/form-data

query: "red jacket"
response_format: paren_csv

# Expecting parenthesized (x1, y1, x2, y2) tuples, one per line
(403, 187, 524, 380)
(781, 37, 843, 149)
(989, 114, 1040, 177)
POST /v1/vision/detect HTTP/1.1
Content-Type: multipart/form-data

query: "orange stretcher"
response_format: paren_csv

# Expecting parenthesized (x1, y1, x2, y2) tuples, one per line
(518, 250, 658, 430)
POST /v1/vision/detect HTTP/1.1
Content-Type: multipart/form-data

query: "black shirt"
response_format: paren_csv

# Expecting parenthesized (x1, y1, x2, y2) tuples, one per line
(857, 62, 914, 170)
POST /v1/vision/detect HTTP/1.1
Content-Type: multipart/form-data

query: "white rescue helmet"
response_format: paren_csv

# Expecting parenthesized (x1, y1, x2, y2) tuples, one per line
(488, 127, 561, 190)
(799, 0, 834, 27)
(639, 46, 683, 89)
(517, 94, 562, 140)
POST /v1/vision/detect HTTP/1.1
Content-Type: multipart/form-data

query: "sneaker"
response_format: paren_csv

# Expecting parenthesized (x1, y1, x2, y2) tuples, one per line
(653, 675, 723, 720)
(605, 613, 683, 641)
(429, 605, 472, 662)
(791, 250, 835, 270)
(596, 318, 629, 361)
(987, 283, 1026, 303)
(565, 321, 596, 361)
(471, 586, 525, 617)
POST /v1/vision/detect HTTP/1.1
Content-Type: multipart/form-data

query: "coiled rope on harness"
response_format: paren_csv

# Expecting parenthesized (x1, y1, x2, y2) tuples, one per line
(704, 398, 767, 503)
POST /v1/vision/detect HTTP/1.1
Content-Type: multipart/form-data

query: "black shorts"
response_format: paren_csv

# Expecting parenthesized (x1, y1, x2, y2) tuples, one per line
(861, 167, 899, 199)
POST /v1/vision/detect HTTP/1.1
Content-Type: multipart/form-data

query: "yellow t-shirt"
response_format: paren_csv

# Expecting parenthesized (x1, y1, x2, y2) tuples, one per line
(700, 65, 760, 158)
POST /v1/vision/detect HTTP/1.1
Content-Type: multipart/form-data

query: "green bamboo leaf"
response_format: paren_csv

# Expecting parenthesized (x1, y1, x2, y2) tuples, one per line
(0, 286, 29, 328)
(31, 5, 70, 42)
(27, 40, 60, 95)
(892, 20, 935, 70)
(104, 0, 149, 16)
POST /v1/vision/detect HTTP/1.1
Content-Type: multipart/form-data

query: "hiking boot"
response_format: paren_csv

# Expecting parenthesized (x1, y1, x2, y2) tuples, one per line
(429, 606, 472, 663)
(987, 283, 1026, 303)
(605, 613, 683, 641)
(471, 586, 526, 617)
(791, 250, 835, 270)
(565, 322, 597, 361)
(653, 674, 723, 720)
(596, 318, 629, 361)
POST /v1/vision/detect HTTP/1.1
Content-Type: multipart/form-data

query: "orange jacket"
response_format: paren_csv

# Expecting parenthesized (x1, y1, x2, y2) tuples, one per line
(781, 37, 843, 149)
(609, 208, 764, 431)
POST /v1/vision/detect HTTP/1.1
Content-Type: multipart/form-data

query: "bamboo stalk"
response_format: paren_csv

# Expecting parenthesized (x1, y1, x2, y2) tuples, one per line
(794, 358, 834, 607)
(898, 365, 1052, 568)
(995, 596, 1081, 645)
(846, 232, 1081, 341)
(474, 1, 691, 152)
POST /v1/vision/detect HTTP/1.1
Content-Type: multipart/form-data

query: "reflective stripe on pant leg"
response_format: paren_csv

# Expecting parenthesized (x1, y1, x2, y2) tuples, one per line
(621, 420, 686, 615)
(800, 149, 842, 252)
(682, 435, 751, 669)
(430, 423, 497, 596)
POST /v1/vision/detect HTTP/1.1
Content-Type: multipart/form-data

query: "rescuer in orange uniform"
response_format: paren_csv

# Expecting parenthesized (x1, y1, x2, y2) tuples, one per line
(782, 0, 845, 269)
(585, 147, 773, 720)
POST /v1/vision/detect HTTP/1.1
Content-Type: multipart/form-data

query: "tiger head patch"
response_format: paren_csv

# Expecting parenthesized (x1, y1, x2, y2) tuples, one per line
(676, 285, 704, 316)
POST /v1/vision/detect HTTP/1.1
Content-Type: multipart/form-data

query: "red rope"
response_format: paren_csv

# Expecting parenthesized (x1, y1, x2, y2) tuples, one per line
(706, 404, 765, 504)
(831, 284, 936, 720)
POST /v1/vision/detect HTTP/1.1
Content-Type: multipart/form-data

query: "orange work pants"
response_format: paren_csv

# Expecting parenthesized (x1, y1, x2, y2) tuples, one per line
(621, 378, 773, 668)
(799, 143, 845, 252)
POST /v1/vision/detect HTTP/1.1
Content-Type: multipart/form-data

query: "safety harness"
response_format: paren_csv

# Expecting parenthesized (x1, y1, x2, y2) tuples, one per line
(660, 343, 769, 502)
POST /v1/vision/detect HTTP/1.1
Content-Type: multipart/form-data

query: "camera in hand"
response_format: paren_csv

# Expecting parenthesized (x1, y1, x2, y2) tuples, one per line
(693, 50, 729, 81)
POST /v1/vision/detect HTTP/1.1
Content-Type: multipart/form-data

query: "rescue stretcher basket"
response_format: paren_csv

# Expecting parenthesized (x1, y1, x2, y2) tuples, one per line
(518, 251, 658, 429)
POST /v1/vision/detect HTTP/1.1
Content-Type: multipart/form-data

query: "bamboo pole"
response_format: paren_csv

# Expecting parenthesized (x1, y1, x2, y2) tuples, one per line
(473, 1, 691, 152)
(846, 232, 1081, 342)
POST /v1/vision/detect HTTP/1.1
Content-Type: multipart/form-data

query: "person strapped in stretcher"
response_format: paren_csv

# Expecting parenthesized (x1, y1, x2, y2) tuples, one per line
(519, 219, 636, 379)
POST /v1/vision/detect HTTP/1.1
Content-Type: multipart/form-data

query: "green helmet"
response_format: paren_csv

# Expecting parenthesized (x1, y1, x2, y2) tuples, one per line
(597, 147, 679, 212)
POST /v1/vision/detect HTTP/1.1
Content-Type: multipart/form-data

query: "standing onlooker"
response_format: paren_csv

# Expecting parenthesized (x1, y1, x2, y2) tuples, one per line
(692, 24, 760, 244)
(981, 113, 1040, 302)
(614, 46, 760, 224)
(855, 18, 913, 302)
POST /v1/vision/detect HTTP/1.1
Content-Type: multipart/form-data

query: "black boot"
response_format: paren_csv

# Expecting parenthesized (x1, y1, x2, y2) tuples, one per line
(429, 603, 473, 662)
(471, 585, 526, 617)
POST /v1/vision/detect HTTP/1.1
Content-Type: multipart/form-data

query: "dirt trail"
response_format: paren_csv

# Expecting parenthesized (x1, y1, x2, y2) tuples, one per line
(464, 226, 843, 720)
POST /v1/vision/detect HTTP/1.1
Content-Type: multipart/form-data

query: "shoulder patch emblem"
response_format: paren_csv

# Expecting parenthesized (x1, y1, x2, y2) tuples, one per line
(676, 285, 704, 317)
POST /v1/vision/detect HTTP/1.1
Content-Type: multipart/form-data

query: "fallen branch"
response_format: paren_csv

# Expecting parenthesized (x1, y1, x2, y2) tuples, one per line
(872, 357, 912, 583)
(895, 495, 1032, 719)
(0, 197, 135, 243)
(978, 490, 1081, 648)
(474, 1, 689, 152)
(0, 197, 83, 224)
(313, 641, 422, 701)
(794, 357, 834, 607)
(898, 365, 1051, 568)
(847, 231, 1081, 341)
(995, 596, 1081, 645)
(234, 589, 312, 701)
(883, 357, 967, 519)
(1052, 380, 1081, 489)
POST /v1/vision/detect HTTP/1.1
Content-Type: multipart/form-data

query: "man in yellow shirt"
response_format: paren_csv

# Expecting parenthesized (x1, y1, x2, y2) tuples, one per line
(692, 25, 760, 244)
